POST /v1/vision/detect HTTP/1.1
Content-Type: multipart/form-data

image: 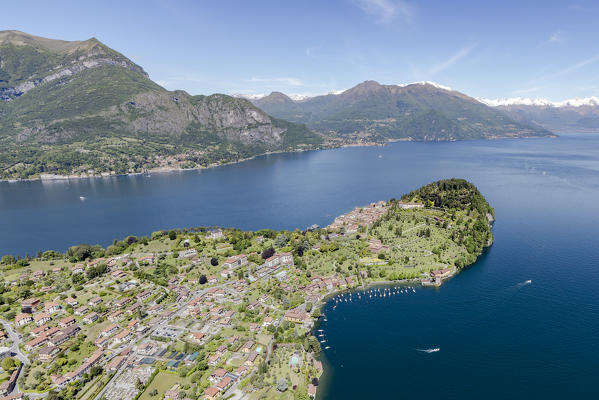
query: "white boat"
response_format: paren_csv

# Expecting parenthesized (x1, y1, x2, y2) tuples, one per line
(417, 348, 440, 353)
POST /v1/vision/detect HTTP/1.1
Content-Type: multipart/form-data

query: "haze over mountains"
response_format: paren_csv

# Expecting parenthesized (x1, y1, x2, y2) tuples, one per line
(251, 81, 553, 141)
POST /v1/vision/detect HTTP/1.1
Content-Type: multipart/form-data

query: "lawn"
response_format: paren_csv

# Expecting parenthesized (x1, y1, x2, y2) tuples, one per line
(138, 371, 190, 400)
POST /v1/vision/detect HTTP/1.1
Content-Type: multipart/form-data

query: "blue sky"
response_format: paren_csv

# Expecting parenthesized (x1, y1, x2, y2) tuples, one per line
(4, 0, 599, 100)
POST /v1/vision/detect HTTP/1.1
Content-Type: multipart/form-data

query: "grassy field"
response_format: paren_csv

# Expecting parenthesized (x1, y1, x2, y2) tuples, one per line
(138, 371, 190, 400)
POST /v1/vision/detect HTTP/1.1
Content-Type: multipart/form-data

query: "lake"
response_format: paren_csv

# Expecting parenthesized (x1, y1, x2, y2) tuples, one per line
(2, 133, 599, 398)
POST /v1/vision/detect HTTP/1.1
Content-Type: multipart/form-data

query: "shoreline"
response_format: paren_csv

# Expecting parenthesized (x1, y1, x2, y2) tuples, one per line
(0, 134, 557, 183)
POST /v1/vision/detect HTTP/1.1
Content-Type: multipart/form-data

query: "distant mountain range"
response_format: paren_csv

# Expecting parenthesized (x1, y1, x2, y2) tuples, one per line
(0, 30, 321, 179)
(479, 97, 599, 133)
(250, 81, 553, 141)
(0, 30, 562, 180)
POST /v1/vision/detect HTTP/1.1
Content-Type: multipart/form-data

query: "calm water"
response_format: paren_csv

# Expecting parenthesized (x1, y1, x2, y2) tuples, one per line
(2, 133, 599, 397)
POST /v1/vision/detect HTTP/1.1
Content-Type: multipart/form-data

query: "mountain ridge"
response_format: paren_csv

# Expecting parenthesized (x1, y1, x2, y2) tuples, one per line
(253, 80, 554, 141)
(0, 31, 323, 179)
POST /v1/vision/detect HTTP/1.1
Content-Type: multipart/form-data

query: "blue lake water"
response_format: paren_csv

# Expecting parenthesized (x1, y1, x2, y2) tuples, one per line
(2, 133, 599, 398)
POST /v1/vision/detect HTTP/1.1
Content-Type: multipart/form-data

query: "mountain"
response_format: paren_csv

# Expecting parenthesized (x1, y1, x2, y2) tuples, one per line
(479, 97, 599, 133)
(0, 31, 322, 179)
(252, 81, 554, 141)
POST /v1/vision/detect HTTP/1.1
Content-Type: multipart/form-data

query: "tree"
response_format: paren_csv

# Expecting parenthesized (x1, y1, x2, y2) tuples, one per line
(1, 357, 17, 373)
(199, 275, 207, 285)
(168, 230, 177, 240)
(0, 255, 15, 265)
(261, 247, 275, 260)
(210, 257, 218, 266)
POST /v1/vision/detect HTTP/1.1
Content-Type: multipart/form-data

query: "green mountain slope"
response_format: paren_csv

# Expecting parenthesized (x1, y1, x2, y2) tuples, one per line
(253, 80, 555, 141)
(0, 31, 322, 179)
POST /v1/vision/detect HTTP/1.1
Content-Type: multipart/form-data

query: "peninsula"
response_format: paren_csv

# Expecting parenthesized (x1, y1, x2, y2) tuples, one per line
(0, 179, 493, 400)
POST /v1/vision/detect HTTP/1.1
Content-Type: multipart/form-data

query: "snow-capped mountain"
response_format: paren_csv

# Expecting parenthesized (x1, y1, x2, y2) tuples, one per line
(482, 97, 599, 132)
(479, 97, 599, 108)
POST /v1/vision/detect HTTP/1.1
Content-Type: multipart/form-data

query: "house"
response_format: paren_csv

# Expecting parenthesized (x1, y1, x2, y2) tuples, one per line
(191, 332, 205, 344)
(207, 276, 218, 284)
(114, 297, 132, 308)
(109, 310, 124, 322)
(94, 336, 110, 348)
(431, 267, 452, 279)
(74, 306, 89, 316)
(136, 290, 152, 301)
(206, 230, 224, 240)
(15, 313, 33, 327)
(58, 316, 76, 328)
(127, 319, 140, 330)
(24, 336, 48, 351)
(44, 302, 61, 314)
(71, 264, 85, 274)
(105, 355, 125, 372)
(33, 313, 51, 327)
(48, 325, 80, 346)
(113, 329, 133, 344)
(368, 238, 389, 253)
(178, 249, 197, 259)
(279, 252, 294, 266)
(31, 270, 45, 281)
(204, 387, 220, 400)
(398, 200, 424, 209)
(240, 340, 254, 353)
(216, 376, 233, 392)
(235, 365, 248, 377)
(126, 303, 141, 316)
(223, 254, 247, 269)
(264, 255, 280, 268)
(101, 324, 119, 337)
(38, 346, 60, 361)
(82, 312, 99, 324)
(88, 297, 103, 307)
(138, 255, 154, 265)
(20, 298, 40, 313)
(111, 270, 127, 279)
(65, 297, 78, 307)
(244, 351, 258, 366)
(147, 305, 163, 315)
(30, 325, 51, 337)
(284, 308, 309, 323)
(209, 368, 227, 383)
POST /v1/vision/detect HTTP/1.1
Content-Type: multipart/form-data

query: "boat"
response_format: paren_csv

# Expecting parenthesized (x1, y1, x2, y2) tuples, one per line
(325, 346, 331, 349)
(79, 196, 86, 201)
(417, 348, 440, 353)
(525, 279, 532, 284)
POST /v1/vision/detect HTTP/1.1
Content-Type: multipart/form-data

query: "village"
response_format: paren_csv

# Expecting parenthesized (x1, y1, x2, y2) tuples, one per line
(0, 197, 485, 400)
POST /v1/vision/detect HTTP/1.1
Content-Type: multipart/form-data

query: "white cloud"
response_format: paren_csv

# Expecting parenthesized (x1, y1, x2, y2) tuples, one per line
(355, 0, 414, 24)
(247, 77, 304, 86)
(428, 44, 475, 75)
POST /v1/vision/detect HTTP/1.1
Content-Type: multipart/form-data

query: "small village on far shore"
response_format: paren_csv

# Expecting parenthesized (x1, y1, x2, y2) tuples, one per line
(0, 180, 493, 400)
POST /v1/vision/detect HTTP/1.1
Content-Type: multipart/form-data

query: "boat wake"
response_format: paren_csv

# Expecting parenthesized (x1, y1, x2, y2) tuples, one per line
(416, 348, 440, 353)
(516, 279, 532, 288)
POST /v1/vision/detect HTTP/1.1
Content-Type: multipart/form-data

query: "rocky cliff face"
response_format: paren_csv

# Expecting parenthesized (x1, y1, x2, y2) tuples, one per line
(0, 31, 322, 179)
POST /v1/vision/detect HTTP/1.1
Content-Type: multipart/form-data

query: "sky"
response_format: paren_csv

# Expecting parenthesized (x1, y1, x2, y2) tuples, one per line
(4, 0, 599, 100)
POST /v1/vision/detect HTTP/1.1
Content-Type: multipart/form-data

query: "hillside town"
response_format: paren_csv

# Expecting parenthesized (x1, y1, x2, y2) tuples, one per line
(0, 194, 490, 400)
